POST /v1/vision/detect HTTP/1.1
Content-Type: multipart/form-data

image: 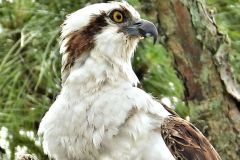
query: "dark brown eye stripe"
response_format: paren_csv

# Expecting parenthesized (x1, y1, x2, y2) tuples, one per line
(63, 12, 108, 71)
(119, 5, 132, 19)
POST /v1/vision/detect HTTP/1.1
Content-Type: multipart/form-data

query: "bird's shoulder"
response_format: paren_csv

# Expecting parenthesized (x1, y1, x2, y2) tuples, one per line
(160, 115, 221, 160)
(124, 87, 222, 160)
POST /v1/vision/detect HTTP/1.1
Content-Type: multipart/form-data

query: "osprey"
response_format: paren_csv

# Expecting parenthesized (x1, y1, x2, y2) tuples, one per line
(38, 1, 221, 160)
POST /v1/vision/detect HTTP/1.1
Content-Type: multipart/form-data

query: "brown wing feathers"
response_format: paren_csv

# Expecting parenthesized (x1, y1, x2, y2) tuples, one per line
(161, 116, 221, 160)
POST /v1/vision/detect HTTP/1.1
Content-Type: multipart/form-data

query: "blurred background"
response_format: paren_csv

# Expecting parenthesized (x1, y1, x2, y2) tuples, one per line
(0, 0, 239, 160)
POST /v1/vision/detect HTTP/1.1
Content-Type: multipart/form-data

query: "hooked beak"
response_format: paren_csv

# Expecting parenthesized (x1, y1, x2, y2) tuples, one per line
(123, 19, 158, 44)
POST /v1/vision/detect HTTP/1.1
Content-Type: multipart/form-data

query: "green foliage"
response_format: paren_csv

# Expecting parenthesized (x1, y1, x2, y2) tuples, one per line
(0, 0, 238, 159)
(133, 40, 188, 116)
(207, 0, 240, 82)
(0, 0, 63, 159)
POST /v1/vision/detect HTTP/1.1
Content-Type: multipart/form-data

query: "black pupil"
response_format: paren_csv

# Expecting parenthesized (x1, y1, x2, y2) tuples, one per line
(117, 14, 122, 20)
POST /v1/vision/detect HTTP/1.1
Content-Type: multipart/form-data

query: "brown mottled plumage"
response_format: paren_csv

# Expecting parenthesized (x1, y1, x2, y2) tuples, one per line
(161, 116, 221, 160)
(64, 13, 108, 70)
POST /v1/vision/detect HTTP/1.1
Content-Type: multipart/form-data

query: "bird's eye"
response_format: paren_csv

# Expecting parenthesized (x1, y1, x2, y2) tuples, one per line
(110, 10, 124, 23)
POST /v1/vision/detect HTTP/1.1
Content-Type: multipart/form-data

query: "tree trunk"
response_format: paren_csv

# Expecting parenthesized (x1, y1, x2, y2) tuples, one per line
(142, 0, 240, 159)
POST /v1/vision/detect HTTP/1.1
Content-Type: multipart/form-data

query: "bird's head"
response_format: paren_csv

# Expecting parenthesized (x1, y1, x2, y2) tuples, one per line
(60, 1, 158, 82)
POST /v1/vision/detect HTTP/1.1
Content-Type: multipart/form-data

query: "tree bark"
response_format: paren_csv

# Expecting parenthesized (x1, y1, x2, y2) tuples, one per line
(142, 0, 240, 159)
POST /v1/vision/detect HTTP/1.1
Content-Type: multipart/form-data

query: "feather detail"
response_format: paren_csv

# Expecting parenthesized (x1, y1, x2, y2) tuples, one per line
(161, 116, 221, 160)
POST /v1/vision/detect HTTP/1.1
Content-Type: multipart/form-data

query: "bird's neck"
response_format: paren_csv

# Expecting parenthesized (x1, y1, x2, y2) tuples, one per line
(62, 52, 139, 93)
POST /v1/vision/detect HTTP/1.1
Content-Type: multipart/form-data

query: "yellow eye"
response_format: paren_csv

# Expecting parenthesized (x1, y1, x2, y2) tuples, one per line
(111, 10, 124, 23)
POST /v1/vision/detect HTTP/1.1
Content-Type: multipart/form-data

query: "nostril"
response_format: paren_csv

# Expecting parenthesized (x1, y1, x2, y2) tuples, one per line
(133, 21, 142, 26)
